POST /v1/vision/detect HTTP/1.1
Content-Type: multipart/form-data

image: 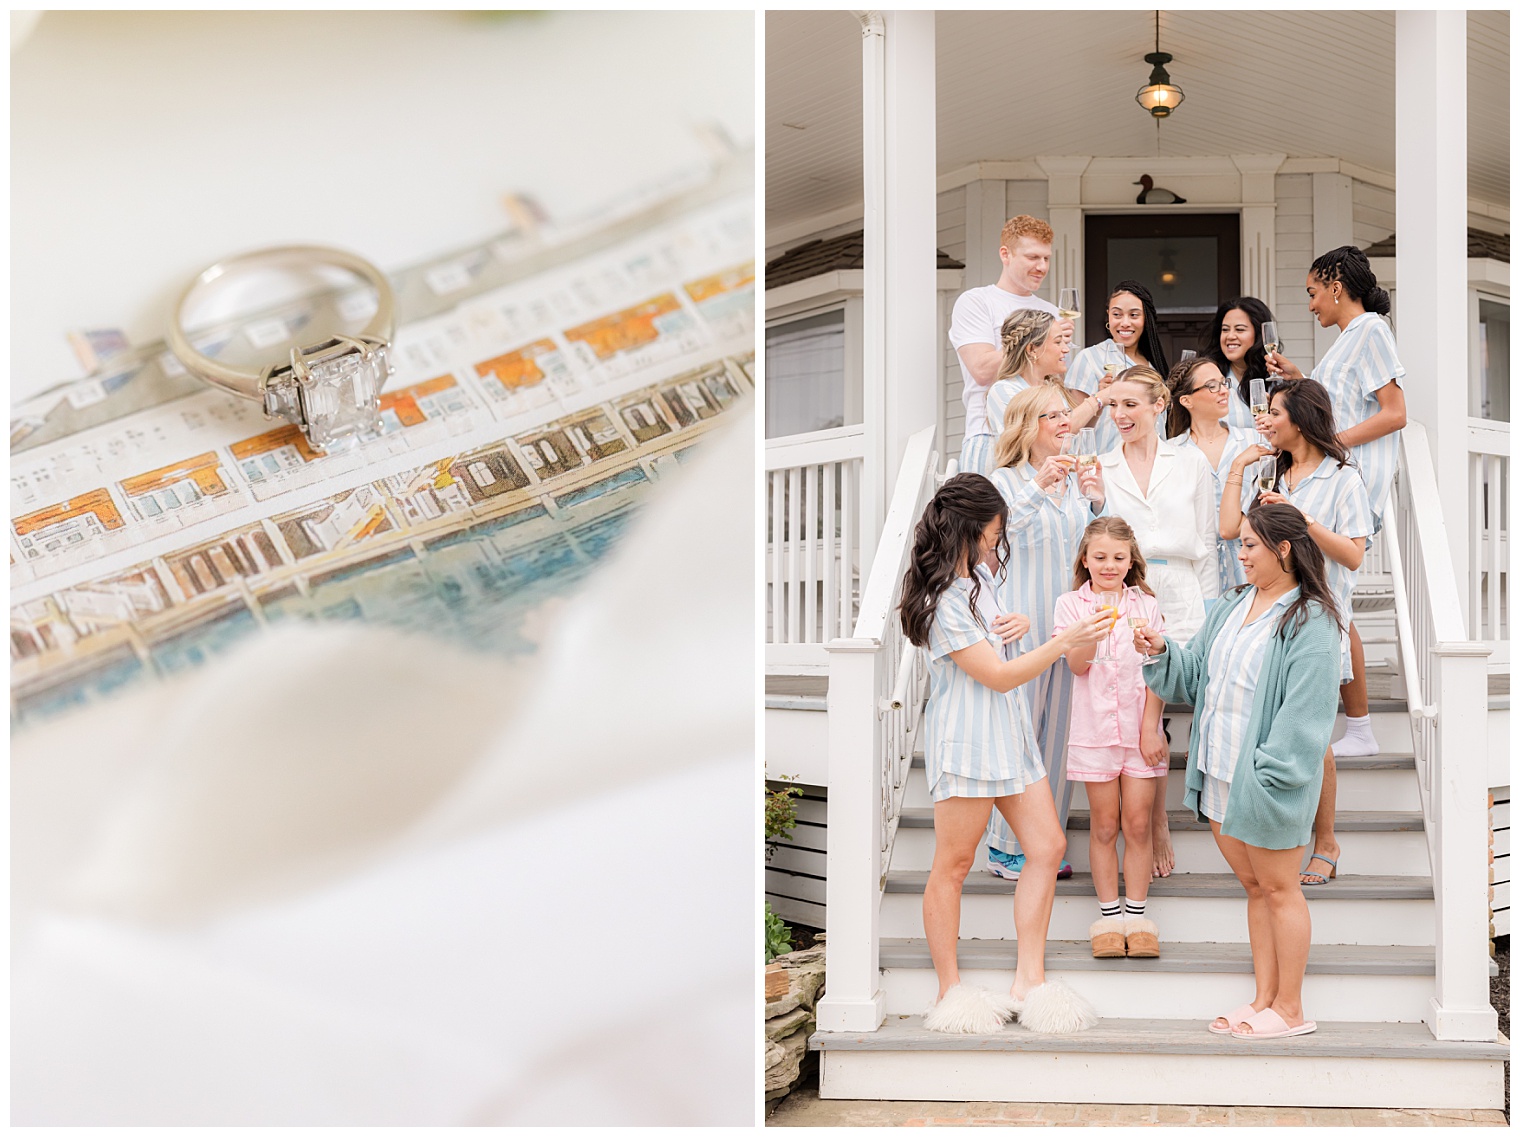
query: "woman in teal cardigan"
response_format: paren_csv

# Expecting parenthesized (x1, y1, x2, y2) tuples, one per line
(1132, 503, 1342, 1041)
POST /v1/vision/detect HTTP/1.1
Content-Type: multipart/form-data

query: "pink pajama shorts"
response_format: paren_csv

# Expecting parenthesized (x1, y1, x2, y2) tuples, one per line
(1065, 743, 1167, 782)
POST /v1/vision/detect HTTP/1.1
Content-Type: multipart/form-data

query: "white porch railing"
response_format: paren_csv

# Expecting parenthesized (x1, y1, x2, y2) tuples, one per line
(1388, 422, 1499, 1042)
(814, 424, 937, 1032)
(1467, 420, 1509, 655)
(765, 424, 866, 669)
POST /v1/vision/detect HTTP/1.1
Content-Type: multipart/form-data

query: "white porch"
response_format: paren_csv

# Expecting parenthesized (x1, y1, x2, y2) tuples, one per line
(763, 8, 1509, 1107)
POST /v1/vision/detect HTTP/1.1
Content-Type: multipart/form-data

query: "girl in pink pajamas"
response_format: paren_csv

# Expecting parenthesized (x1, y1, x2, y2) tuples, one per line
(1053, 517, 1168, 960)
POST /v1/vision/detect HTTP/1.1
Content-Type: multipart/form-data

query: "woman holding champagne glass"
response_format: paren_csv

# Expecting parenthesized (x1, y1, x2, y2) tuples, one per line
(1097, 365, 1218, 877)
(1265, 246, 1407, 875)
(1066, 282, 1172, 454)
(978, 309, 1097, 458)
(980, 385, 1108, 882)
(1165, 356, 1259, 592)
(1220, 379, 1373, 886)
(1200, 297, 1279, 432)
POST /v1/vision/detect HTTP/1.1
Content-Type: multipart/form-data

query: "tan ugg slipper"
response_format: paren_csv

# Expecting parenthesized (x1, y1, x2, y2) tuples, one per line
(1124, 916, 1160, 958)
(1089, 916, 1128, 958)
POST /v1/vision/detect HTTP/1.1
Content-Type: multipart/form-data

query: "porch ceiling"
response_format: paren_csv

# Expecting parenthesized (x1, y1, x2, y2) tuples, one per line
(766, 10, 1509, 237)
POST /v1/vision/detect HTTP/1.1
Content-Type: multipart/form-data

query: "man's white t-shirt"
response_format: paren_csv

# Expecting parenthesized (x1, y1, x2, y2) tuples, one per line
(948, 284, 1060, 436)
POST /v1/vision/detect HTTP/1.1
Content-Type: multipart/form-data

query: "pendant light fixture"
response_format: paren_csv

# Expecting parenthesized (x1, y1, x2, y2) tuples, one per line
(1136, 11, 1184, 118)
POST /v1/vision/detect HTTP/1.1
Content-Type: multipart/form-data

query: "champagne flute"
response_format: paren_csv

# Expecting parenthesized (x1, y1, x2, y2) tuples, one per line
(1094, 588, 1122, 661)
(1261, 321, 1281, 364)
(1179, 349, 1197, 363)
(1249, 376, 1271, 443)
(1075, 427, 1100, 501)
(1057, 287, 1081, 326)
(1257, 453, 1279, 496)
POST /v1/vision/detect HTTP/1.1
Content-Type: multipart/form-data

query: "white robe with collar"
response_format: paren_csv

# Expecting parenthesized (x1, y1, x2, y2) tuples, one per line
(1099, 438, 1220, 639)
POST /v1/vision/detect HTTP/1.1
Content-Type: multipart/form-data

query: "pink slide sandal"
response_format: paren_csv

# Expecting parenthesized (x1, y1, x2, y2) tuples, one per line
(1207, 1003, 1258, 1035)
(1230, 1007, 1317, 1040)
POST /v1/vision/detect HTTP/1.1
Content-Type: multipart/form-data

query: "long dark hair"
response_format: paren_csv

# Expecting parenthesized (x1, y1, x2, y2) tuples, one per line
(1264, 379, 1351, 488)
(1310, 246, 1393, 318)
(1164, 356, 1218, 439)
(1107, 280, 1170, 378)
(1200, 296, 1275, 409)
(1241, 502, 1344, 638)
(899, 474, 1010, 648)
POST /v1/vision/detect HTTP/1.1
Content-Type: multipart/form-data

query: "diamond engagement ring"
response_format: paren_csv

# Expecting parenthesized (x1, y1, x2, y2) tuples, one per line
(167, 245, 396, 452)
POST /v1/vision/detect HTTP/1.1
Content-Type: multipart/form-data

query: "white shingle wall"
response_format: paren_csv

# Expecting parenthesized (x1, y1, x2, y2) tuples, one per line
(1275, 173, 1317, 369)
(939, 184, 969, 459)
(1352, 178, 1397, 251)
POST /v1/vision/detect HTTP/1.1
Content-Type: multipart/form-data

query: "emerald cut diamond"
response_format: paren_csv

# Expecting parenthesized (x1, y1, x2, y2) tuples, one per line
(263, 339, 392, 453)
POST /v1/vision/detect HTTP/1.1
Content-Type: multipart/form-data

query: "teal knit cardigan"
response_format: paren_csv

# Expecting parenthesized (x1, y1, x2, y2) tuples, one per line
(1141, 586, 1342, 850)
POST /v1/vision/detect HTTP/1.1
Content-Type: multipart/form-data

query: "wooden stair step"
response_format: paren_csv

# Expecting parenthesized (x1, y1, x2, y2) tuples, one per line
(911, 752, 1416, 771)
(896, 808, 1423, 832)
(810, 1015, 1509, 1061)
(878, 937, 1450, 975)
(882, 870, 1433, 899)
(1065, 809, 1423, 833)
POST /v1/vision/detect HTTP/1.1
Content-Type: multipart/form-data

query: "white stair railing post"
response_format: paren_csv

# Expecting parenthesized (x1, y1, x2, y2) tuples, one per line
(816, 640, 887, 1032)
(1427, 645, 1501, 1042)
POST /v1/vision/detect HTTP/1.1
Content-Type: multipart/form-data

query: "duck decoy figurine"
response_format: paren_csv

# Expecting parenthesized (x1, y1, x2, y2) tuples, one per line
(1134, 174, 1186, 205)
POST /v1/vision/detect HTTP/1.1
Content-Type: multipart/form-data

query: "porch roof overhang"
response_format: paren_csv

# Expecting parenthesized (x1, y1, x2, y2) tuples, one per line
(766, 10, 1509, 242)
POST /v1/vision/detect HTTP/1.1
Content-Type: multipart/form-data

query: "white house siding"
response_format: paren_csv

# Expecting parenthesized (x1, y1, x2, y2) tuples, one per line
(1352, 177, 1398, 251)
(766, 784, 827, 929)
(939, 184, 969, 459)
(1275, 173, 1318, 368)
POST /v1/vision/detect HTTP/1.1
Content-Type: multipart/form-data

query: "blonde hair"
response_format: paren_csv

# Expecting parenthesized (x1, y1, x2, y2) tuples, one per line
(1000, 214, 1054, 248)
(993, 384, 1064, 471)
(1111, 364, 1170, 411)
(1072, 516, 1155, 595)
(995, 309, 1055, 382)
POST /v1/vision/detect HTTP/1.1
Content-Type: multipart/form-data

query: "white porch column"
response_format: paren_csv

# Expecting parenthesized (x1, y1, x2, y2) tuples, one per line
(1396, 9, 1470, 608)
(882, 11, 938, 513)
(1397, 9, 1496, 1044)
(1037, 157, 1091, 311)
(1232, 154, 1285, 316)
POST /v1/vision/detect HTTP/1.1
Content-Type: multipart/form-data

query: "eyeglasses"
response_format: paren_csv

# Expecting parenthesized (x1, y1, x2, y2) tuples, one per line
(1037, 409, 1073, 421)
(1188, 380, 1228, 395)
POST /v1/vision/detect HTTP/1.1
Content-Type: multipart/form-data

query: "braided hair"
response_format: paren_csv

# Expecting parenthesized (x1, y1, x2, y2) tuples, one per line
(1164, 355, 1219, 439)
(995, 309, 1057, 383)
(1107, 280, 1170, 378)
(1310, 246, 1393, 318)
(898, 473, 1010, 648)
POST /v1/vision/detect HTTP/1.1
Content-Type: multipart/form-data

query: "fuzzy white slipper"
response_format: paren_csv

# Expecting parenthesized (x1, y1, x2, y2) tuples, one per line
(923, 984, 1013, 1034)
(1015, 978, 1099, 1034)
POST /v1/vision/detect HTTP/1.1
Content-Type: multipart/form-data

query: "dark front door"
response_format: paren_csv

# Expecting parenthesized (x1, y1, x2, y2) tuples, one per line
(1083, 213, 1241, 367)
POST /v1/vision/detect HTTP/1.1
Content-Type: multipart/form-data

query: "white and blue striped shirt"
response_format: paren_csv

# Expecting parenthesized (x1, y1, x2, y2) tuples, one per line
(1281, 454, 1373, 679)
(1171, 424, 1260, 592)
(989, 462, 1100, 653)
(924, 565, 1041, 787)
(1310, 312, 1404, 526)
(1197, 588, 1297, 780)
(1066, 338, 1165, 455)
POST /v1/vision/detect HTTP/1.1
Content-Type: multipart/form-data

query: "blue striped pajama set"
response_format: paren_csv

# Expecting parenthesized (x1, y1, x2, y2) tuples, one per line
(950, 285, 1059, 477)
(1310, 312, 1404, 531)
(984, 461, 1101, 855)
(1065, 339, 1161, 456)
(1171, 425, 1260, 593)
(924, 565, 1045, 800)
(1280, 456, 1373, 681)
(1193, 588, 1297, 821)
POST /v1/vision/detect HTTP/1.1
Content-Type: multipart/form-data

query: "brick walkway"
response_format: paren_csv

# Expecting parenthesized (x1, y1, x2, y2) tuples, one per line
(767, 1083, 1509, 1126)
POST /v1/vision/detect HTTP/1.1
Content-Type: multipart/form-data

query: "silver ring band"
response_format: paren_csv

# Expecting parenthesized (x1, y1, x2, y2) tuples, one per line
(167, 244, 396, 452)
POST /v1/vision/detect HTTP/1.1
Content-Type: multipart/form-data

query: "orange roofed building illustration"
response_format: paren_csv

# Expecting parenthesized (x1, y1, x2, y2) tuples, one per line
(563, 294, 682, 360)
(118, 452, 230, 521)
(230, 425, 320, 483)
(14, 489, 125, 560)
(476, 340, 558, 392)
(684, 262, 755, 304)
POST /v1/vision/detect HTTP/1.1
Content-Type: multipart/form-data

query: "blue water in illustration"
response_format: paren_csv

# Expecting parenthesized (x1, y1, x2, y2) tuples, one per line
(13, 487, 648, 726)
